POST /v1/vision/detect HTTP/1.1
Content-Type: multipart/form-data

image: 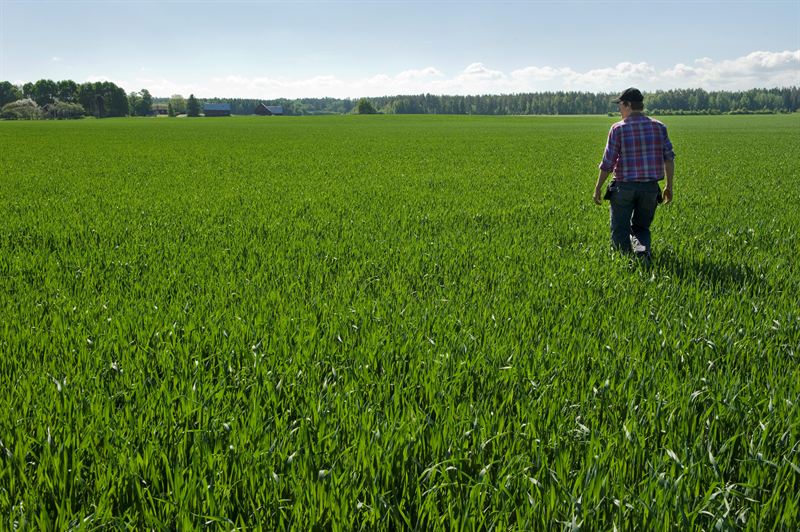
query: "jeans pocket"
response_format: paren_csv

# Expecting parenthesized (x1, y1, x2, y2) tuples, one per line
(611, 188, 635, 205)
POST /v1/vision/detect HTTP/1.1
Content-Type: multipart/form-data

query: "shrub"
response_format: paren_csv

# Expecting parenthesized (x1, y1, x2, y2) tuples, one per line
(44, 101, 86, 119)
(1, 98, 41, 120)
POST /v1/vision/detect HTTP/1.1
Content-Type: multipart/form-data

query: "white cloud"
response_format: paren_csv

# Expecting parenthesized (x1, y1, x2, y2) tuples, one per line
(661, 50, 800, 88)
(396, 67, 443, 81)
(113, 50, 799, 98)
(511, 65, 577, 82)
(461, 62, 505, 81)
(569, 62, 657, 89)
(51, 56, 62, 62)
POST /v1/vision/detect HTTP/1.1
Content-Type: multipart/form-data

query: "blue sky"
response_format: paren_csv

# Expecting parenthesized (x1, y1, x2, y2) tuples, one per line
(1, 0, 798, 98)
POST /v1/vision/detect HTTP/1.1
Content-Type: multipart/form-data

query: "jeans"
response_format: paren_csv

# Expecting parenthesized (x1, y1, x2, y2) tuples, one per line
(609, 180, 661, 254)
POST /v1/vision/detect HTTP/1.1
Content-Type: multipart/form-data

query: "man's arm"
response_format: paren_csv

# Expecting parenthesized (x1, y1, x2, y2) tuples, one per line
(594, 127, 618, 205)
(662, 126, 675, 204)
(663, 159, 674, 204)
(593, 169, 611, 205)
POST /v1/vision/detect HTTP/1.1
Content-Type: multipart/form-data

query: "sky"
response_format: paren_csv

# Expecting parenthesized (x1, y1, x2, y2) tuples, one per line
(1, 0, 799, 98)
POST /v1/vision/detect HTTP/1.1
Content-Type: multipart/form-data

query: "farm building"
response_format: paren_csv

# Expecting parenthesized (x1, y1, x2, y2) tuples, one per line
(204, 103, 231, 117)
(151, 103, 169, 115)
(255, 103, 284, 116)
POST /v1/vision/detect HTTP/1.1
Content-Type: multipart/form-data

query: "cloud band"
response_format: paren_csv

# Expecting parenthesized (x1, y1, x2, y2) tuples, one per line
(92, 50, 800, 98)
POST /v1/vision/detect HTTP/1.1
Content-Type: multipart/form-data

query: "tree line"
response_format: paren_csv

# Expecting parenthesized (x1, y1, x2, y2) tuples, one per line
(181, 87, 800, 116)
(3, 79, 798, 119)
(0, 79, 145, 119)
(0, 79, 211, 120)
(381, 88, 799, 115)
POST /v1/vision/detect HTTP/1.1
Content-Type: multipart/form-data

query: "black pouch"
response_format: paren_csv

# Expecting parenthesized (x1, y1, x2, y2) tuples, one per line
(603, 181, 617, 201)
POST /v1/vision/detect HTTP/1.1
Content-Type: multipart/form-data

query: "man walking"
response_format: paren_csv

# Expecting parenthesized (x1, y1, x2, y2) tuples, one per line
(593, 88, 675, 262)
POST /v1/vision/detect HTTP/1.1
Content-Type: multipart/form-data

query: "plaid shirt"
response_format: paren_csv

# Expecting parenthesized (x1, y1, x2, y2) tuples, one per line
(599, 114, 675, 182)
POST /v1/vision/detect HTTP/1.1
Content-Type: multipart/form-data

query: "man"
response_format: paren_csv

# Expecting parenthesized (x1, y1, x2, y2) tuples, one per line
(593, 87, 675, 262)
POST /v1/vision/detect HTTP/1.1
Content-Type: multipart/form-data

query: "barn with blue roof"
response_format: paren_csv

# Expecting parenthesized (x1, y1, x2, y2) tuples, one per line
(203, 103, 231, 117)
(255, 103, 284, 116)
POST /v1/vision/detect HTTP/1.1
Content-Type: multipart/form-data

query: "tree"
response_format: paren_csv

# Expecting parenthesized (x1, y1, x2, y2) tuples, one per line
(168, 102, 175, 117)
(1, 98, 41, 120)
(78, 81, 128, 118)
(355, 97, 377, 114)
(169, 94, 187, 114)
(128, 91, 141, 115)
(129, 89, 153, 116)
(107, 85, 129, 117)
(137, 89, 153, 116)
(187, 94, 200, 117)
(27, 79, 58, 106)
(44, 101, 85, 119)
(0, 81, 23, 107)
(22, 82, 34, 99)
(56, 80, 78, 102)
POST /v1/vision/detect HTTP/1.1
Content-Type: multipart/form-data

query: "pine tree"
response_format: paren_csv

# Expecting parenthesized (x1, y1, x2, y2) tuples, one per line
(187, 94, 200, 117)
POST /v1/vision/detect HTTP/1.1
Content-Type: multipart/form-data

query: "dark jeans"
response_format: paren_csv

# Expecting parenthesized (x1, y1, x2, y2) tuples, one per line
(609, 180, 660, 254)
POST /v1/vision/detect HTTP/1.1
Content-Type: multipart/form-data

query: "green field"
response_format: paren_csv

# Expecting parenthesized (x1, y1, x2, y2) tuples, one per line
(1, 114, 799, 529)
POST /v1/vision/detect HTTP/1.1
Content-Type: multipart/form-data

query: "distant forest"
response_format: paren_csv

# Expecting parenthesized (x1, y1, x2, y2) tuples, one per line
(2, 79, 798, 118)
(192, 87, 800, 116)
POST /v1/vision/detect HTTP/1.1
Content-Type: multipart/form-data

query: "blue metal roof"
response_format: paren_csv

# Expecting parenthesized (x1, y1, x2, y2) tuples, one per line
(203, 103, 231, 111)
(265, 105, 283, 114)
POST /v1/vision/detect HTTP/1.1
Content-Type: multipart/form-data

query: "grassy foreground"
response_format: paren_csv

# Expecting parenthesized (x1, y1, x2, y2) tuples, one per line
(0, 114, 798, 529)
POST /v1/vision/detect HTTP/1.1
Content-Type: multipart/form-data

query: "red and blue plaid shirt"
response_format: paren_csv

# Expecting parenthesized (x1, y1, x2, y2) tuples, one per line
(599, 114, 675, 182)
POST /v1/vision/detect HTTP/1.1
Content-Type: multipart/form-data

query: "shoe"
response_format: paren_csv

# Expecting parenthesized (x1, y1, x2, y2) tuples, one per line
(634, 250, 652, 268)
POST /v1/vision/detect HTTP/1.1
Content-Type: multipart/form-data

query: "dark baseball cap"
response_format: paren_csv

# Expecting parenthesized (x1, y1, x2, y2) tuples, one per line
(611, 87, 644, 103)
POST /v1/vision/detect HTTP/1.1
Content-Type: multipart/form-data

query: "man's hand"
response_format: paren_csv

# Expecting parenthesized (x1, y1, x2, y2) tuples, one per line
(593, 186, 603, 205)
(662, 186, 673, 204)
(594, 170, 610, 205)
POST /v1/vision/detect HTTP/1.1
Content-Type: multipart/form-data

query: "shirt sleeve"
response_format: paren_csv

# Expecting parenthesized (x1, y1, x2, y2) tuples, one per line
(599, 126, 619, 172)
(662, 126, 675, 161)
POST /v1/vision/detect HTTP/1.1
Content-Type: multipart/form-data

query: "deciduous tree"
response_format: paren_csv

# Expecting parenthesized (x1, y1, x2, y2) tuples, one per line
(1, 98, 41, 120)
(28, 79, 58, 106)
(355, 98, 377, 114)
(56, 80, 78, 102)
(0, 81, 22, 107)
(128, 91, 141, 115)
(129, 89, 153, 116)
(44, 101, 85, 119)
(78, 81, 128, 118)
(169, 94, 187, 114)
